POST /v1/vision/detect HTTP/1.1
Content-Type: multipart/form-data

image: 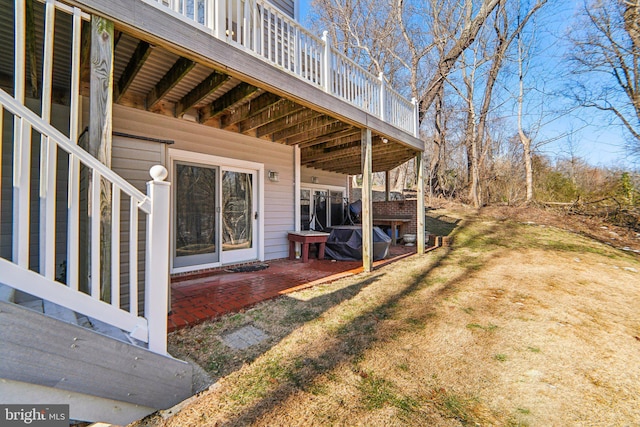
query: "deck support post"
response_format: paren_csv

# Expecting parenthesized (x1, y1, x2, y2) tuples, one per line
(416, 149, 425, 254)
(294, 146, 301, 256)
(385, 170, 391, 201)
(361, 128, 373, 272)
(89, 15, 114, 302)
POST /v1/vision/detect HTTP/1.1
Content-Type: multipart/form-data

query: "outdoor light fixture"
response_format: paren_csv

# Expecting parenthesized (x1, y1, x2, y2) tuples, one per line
(382, 138, 389, 144)
(311, 176, 319, 184)
(268, 170, 279, 182)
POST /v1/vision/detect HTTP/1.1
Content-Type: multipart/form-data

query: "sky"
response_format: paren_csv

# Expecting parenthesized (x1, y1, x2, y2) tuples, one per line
(297, 0, 638, 171)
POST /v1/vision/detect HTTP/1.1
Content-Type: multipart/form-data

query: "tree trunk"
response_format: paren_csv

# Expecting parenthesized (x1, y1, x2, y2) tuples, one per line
(429, 87, 447, 195)
(420, 0, 501, 111)
(522, 136, 534, 203)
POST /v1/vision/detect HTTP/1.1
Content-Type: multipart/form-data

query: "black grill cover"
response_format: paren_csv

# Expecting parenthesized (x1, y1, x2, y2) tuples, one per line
(324, 225, 391, 261)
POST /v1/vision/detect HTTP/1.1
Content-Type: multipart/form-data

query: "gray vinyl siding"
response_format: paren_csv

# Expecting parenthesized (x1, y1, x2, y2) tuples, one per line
(1, 99, 70, 280)
(268, 0, 295, 18)
(301, 166, 348, 188)
(111, 134, 164, 314)
(1, 104, 14, 262)
(111, 103, 295, 263)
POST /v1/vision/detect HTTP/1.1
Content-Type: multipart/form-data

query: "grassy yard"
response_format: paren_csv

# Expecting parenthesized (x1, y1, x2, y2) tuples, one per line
(134, 210, 640, 426)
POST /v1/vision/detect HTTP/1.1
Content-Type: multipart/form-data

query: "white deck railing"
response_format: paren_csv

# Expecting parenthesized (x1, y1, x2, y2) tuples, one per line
(0, 89, 171, 355)
(146, 0, 419, 137)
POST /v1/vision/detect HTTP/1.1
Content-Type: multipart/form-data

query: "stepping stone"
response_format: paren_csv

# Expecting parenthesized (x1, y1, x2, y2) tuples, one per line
(221, 325, 269, 350)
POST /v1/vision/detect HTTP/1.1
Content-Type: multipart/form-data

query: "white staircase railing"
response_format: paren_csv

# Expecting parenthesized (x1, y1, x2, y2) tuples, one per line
(0, 89, 171, 354)
(145, 0, 419, 137)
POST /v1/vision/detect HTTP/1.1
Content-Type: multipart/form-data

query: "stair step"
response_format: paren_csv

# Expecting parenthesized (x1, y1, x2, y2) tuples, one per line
(0, 284, 15, 303)
(19, 299, 44, 312)
(43, 300, 79, 325)
(87, 317, 135, 344)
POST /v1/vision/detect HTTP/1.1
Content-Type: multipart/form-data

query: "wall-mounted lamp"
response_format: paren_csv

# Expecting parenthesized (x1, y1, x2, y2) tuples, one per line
(268, 170, 279, 182)
(382, 138, 389, 144)
(311, 176, 319, 184)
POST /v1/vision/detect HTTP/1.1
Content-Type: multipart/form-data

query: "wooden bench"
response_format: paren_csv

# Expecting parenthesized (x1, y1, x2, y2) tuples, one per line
(287, 231, 330, 262)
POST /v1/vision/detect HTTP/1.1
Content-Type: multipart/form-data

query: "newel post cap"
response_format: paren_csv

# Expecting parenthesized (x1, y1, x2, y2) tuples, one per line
(150, 165, 168, 181)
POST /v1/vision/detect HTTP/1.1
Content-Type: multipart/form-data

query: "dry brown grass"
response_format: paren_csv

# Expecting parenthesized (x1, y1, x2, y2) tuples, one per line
(132, 209, 640, 427)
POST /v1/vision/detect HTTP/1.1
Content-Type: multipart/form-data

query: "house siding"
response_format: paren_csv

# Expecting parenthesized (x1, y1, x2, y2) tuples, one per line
(109, 104, 295, 264)
(268, 0, 295, 19)
(1, 99, 70, 280)
(301, 167, 348, 188)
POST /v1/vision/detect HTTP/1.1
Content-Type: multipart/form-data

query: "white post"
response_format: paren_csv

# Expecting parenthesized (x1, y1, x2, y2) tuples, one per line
(412, 97, 419, 138)
(39, 0, 56, 279)
(379, 72, 386, 122)
(361, 128, 373, 273)
(13, 119, 31, 269)
(145, 165, 171, 355)
(215, 0, 226, 39)
(416, 149, 425, 254)
(322, 31, 331, 93)
(294, 146, 301, 232)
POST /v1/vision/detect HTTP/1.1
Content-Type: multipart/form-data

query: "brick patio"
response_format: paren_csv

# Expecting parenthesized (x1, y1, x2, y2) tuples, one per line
(167, 245, 416, 331)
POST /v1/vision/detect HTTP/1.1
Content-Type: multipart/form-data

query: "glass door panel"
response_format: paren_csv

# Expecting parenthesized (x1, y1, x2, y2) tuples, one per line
(300, 189, 311, 230)
(311, 190, 328, 230)
(221, 169, 257, 263)
(174, 163, 219, 267)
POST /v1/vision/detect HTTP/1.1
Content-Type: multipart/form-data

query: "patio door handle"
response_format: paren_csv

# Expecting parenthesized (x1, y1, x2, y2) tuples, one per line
(254, 211, 258, 220)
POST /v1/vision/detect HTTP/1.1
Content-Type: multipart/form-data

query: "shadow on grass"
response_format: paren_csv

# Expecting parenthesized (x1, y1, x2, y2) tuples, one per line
(210, 220, 507, 426)
(425, 209, 461, 236)
(167, 272, 387, 385)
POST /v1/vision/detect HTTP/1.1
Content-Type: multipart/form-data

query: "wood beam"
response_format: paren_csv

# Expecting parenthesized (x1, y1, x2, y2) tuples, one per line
(199, 82, 259, 123)
(301, 142, 362, 164)
(114, 41, 153, 103)
(361, 128, 373, 273)
(237, 100, 305, 134)
(297, 129, 360, 149)
(304, 146, 415, 174)
(255, 108, 321, 138)
(272, 114, 337, 141)
(175, 71, 229, 117)
(221, 92, 284, 129)
(385, 170, 391, 201)
(284, 121, 352, 145)
(301, 132, 375, 159)
(146, 57, 195, 109)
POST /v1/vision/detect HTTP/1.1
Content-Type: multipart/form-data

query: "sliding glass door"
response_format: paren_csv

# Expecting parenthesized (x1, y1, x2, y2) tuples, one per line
(173, 160, 258, 270)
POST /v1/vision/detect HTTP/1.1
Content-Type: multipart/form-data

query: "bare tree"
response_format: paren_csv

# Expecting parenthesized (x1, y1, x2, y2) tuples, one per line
(448, 0, 547, 207)
(311, 0, 503, 193)
(569, 0, 640, 153)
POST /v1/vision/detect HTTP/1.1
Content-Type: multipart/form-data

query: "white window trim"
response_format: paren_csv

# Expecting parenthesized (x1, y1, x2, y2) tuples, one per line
(300, 184, 347, 230)
(301, 182, 346, 192)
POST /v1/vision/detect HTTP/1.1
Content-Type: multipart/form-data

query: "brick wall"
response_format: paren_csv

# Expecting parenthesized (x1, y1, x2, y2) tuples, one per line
(372, 200, 417, 234)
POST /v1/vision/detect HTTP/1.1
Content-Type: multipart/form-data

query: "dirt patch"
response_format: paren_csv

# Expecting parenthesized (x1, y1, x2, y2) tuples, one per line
(132, 210, 640, 426)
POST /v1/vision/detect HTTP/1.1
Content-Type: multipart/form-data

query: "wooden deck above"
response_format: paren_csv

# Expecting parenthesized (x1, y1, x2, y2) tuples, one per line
(0, 0, 423, 175)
